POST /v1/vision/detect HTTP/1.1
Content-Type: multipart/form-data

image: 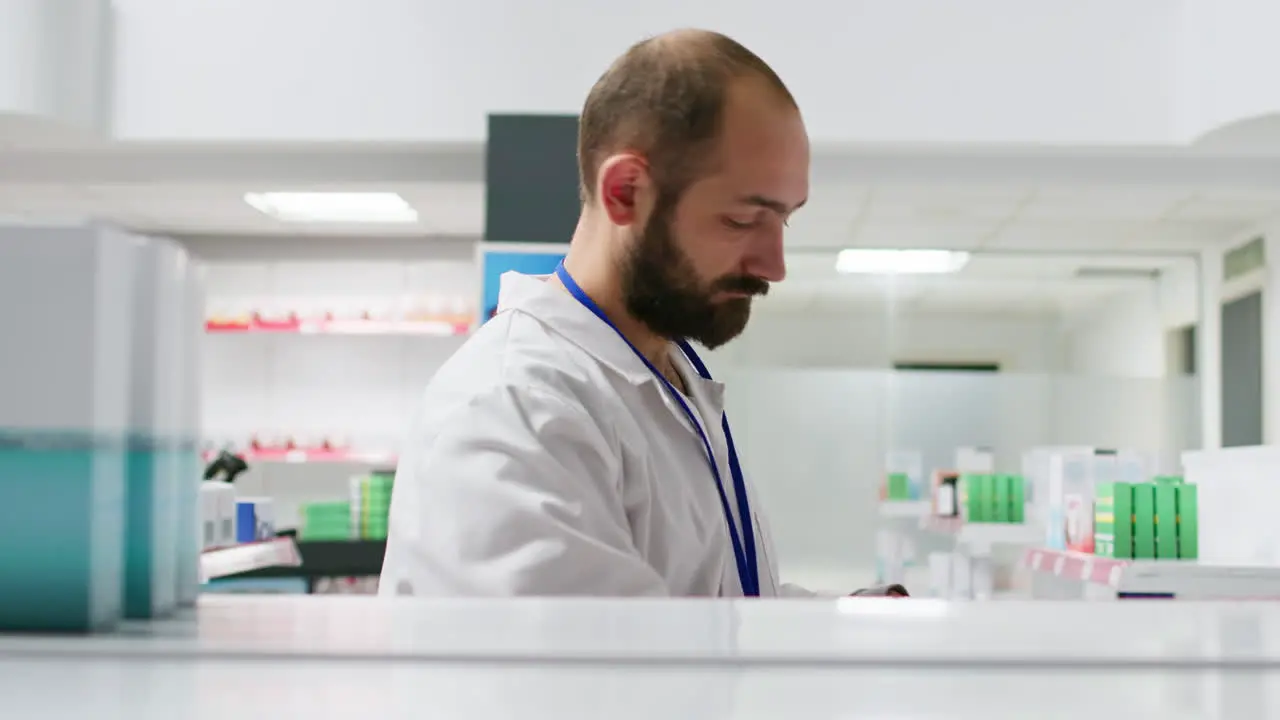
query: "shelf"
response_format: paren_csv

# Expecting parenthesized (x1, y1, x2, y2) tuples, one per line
(200, 537, 302, 583)
(1021, 547, 1280, 599)
(878, 500, 932, 519)
(206, 317, 470, 336)
(203, 448, 398, 465)
(922, 516, 1038, 542)
(920, 517, 1040, 556)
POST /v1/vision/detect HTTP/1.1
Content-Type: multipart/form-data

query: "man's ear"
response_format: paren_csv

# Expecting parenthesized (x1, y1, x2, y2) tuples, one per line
(596, 154, 651, 227)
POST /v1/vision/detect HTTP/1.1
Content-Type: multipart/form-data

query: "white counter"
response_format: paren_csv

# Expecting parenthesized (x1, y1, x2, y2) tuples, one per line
(3, 595, 1280, 718)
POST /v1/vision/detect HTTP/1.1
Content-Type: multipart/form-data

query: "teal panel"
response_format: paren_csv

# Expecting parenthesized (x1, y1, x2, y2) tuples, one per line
(0, 430, 126, 632)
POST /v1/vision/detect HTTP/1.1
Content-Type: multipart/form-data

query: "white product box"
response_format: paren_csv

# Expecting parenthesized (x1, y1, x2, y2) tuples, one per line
(955, 446, 995, 473)
(176, 247, 205, 606)
(236, 497, 276, 542)
(1184, 445, 1280, 566)
(0, 224, 135, 631)
(123, 235, 179, 620)
(199, 482, 238, 549)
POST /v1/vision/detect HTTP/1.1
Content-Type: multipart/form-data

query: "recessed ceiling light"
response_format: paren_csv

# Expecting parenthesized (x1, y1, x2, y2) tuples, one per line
(835, 248, 971, 275)
(244, 192, 419, 224)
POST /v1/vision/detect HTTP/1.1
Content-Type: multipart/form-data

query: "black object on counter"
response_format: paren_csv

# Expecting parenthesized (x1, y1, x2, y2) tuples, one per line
(225, 539, 387, 592)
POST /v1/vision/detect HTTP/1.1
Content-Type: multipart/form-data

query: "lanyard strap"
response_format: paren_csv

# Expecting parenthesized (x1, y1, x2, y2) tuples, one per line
(553, 262, 760, 597)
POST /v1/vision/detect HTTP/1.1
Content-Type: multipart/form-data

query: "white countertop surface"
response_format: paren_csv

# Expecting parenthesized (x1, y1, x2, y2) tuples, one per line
(4, 595, 1280, 718)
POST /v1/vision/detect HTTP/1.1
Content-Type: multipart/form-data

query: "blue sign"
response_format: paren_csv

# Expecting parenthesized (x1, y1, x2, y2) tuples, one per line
(478, 243, 569, 324)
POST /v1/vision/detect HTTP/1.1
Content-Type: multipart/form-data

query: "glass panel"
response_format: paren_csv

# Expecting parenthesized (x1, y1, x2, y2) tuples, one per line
(723, 368, 886, 592)
(724, 368, 1200, 590)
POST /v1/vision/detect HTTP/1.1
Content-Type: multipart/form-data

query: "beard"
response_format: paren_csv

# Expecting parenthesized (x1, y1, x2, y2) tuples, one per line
(619, 194, 770, 350)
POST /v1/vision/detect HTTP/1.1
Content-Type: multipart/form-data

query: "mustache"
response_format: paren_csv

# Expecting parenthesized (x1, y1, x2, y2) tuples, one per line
(712, 274, 770, 297)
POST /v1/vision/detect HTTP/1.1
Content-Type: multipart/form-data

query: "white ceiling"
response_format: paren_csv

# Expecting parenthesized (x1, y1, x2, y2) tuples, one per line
(1, 146, 1274, 318)
(0, 181, 1270, 251)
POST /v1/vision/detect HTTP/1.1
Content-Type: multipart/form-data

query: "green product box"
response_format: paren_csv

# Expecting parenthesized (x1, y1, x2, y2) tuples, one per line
(300, 519, 352, 541)
(992, 474, 1011, 523)
(1010, 475, 1025, 523)
(1154, 483, 1179, 559)
(887, 473, 910, 501)
(1132, 483, 1156, 559)
(980, 475, 996, 523)
(1176, 484, 1198, 559)
(1093, 482, 1134, 559)
(962, 474, 987, 522)
(303, 501, 351, 519)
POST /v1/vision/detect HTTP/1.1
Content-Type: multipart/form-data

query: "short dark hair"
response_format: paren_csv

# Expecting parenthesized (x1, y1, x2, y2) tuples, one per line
(577, 29, 796, 202)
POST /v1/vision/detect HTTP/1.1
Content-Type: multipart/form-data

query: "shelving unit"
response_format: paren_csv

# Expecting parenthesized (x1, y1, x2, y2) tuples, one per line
(922, 515, 1040, 554)
(202, 448, 397, 465)
(1021, 547, 1280, 600)
(199, 259, 474, 535)
(207, 317, 470, 336)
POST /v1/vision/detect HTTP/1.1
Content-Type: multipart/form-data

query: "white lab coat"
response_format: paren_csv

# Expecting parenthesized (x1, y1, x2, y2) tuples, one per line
(379, 271, 816, 597)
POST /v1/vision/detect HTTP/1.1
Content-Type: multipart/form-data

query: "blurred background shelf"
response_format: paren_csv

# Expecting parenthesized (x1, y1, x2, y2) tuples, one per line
(202, 448, 398, 465)
(207, 317, 470, 336)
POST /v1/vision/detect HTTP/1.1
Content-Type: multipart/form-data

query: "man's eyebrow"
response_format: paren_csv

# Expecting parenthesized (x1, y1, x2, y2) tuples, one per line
(739, 195, 807, 214)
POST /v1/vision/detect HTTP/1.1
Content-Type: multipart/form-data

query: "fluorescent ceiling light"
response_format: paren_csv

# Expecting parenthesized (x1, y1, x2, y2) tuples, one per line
(835, 248, 970, 275)
(244, 192, 419, 223)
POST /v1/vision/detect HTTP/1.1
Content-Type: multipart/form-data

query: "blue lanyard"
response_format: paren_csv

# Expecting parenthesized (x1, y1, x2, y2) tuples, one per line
(553, 262, 760, 597)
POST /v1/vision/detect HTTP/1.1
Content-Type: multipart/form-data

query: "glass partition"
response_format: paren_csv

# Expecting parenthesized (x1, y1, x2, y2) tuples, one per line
(723, 369, 1200, 592)
(716, 249, 1203, 591)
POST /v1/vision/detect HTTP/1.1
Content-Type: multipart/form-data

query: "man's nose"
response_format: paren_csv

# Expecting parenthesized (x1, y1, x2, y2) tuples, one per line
(744, 228, 786, 283)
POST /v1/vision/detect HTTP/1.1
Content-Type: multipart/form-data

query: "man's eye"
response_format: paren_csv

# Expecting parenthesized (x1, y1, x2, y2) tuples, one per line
(723, 218, 756, 230)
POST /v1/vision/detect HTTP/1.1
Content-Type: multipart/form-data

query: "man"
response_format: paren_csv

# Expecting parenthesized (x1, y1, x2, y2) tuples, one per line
(380, 29, 906, 598)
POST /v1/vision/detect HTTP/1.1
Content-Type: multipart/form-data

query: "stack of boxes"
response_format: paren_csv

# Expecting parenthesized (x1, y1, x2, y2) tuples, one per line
(351, 472, 394, 539)
(0, 225, 203, 632)
(296, 473, 395, 541)
(957, 474, 1027, 523)
(298, 502, 353, 541)
(1094, 477, 1198, 560)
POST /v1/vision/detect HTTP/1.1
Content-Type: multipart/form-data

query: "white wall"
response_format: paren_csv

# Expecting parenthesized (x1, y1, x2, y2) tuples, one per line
(716, 309, 1064, 373)
(110, 0, 1180, 144)
(1177, 0, 1280, 143)
(1062, 255, 1207, 380)
(1064, 286, 1167, 379)
(0, 0, 111, 140)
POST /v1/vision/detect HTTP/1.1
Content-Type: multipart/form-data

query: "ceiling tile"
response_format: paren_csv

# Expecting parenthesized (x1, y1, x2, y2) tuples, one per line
(864, 186, 1026, 223)
(852, 220, 998, 249)
(1168, 194, 1280, 221)
(989, 220, 1144, 249)
(1134, 219, 1250, 246)
(1020, 187, 1190, 221)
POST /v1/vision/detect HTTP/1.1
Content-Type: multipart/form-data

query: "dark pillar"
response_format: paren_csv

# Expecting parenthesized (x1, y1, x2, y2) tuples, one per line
(479, 114, 580, 323)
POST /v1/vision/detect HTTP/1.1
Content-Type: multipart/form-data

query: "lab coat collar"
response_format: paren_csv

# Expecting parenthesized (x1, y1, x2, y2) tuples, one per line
(496, 271, 726, 412)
